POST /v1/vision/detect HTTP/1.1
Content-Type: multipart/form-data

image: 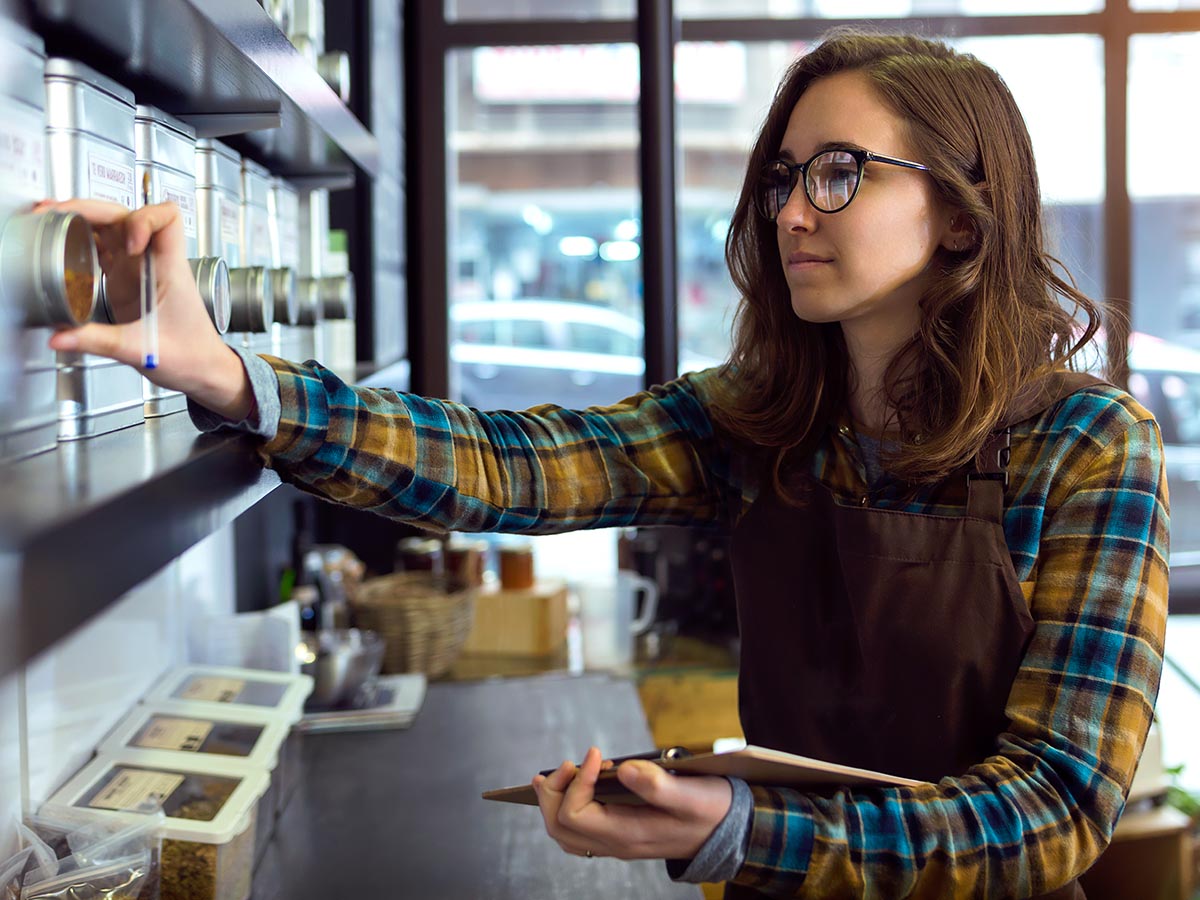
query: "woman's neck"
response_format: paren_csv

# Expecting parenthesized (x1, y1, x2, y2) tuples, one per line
(843, 322, 916, 435)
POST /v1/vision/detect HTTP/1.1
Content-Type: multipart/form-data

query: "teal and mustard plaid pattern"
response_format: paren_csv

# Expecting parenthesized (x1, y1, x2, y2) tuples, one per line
(260, 356, 1168, 898)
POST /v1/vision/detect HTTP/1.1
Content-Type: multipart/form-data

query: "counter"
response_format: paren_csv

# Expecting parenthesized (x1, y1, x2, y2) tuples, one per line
(252, 672, 704, 899)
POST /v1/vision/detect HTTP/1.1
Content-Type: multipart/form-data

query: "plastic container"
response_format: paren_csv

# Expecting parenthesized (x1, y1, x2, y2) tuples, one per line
(142, 667, 312, 819)
(100, 702, 289, 872)
(44, 57, 145, 441)
(42, 750, 269, 900)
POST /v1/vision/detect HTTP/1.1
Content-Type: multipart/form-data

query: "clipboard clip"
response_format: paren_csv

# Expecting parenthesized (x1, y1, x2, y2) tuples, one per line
(538, 746, 691, 777)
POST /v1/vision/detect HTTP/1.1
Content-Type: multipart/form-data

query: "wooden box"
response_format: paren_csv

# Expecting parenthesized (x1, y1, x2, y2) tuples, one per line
(461, 580, 568, 657)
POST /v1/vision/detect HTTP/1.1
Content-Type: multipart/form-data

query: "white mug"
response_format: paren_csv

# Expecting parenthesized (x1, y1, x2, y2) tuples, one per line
(578, 570, 659, 671)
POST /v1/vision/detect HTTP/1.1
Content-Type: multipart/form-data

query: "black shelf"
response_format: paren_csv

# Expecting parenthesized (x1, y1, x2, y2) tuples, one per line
(1, 413, 281, 677)
(28, 0, 379, 185)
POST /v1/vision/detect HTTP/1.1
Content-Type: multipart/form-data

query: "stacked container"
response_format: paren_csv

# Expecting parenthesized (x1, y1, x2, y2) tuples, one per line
(300, 187, 355, 379)
(268, 177, 311, 362)
(195, 139, 273, 356)
(141, 666, 313, 821)
(100, 700, 289, 870)
(289, 0, 350, 104)
(241, 158, 295, 358)
(44, 58, 145, 441)
(0, 23, 100, 463)
(135, 106, 233, 417)
(43, 749, 269, 900)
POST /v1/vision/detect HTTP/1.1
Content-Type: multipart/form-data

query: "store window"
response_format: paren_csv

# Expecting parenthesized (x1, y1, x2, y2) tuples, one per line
(445, 0, 633, 20)
(447, 44, 645, 410)
(675, 0, 1102, 17)
(675, 34, 1104, 372)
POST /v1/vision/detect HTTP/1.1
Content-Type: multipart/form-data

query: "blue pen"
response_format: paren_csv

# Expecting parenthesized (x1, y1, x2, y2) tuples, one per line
(140, 171, 158, 369)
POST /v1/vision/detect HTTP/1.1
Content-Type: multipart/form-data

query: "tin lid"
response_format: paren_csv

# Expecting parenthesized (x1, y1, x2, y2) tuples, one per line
(195, 138, 240, 163)
(43, 749, 269, 845)
(134, 105, 197, 141)
(44, 58, 135, 107)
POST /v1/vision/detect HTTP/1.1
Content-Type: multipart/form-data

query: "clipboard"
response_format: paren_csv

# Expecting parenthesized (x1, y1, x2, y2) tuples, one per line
(482, 744, 922, 807)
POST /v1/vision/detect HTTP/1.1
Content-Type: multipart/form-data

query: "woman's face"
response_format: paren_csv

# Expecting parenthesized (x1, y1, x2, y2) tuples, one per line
(774, 71, 954, 347)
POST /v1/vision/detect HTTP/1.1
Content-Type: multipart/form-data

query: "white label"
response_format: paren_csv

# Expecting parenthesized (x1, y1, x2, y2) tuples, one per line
(159, 174, 198, 241)
(177, 675, 246, 703)
(0, 103, 44, 197)
(88, 768, 185, 813)
(220, 195, 240, 249)
(134, 716, 214, 752)
(250, 210, 270, 266)
(87, 149, 135, 209)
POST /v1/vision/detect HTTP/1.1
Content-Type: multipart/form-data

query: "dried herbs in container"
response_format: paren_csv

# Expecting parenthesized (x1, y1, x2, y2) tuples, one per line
(42, 752, 269, 900)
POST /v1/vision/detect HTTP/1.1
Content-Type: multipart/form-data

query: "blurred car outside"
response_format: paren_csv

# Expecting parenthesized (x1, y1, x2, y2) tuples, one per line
(449, 298, 722, 412)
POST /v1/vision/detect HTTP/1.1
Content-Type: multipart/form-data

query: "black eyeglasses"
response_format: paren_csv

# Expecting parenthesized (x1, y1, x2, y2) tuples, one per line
(756, 147, 930, 220)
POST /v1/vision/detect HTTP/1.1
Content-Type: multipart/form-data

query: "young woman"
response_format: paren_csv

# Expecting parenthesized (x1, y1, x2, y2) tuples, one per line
(42, 31, 1167, 900)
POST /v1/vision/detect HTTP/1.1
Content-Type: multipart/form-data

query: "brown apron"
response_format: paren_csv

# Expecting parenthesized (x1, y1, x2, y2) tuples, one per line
(724, 373, 1100, 900)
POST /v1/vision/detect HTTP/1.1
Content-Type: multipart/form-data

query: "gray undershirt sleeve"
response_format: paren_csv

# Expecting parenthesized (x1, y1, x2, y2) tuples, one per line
(186, 346, 282, 441)
(667, 776, 753, 884)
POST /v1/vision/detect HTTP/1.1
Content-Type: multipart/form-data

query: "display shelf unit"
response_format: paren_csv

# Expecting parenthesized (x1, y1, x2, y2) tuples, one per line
(26, 0, 379, 186)
(2, 0, 381, 675)
(1, 415, 281, 677)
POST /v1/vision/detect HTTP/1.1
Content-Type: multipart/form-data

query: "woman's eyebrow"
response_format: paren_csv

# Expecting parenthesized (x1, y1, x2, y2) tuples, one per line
(777, 139, 869, 162)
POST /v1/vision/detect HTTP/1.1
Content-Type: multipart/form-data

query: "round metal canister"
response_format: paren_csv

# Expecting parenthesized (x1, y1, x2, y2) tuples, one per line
(0, 210, 99, 328)
(228, 266, 275, 333)
(190, 257, 232, 335)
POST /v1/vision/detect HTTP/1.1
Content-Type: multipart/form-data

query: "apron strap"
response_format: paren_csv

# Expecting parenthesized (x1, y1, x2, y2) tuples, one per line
(967, 370, 1109, 522)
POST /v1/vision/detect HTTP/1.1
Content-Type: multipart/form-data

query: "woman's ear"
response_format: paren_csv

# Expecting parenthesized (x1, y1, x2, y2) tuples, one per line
(941, 213, 975, 254)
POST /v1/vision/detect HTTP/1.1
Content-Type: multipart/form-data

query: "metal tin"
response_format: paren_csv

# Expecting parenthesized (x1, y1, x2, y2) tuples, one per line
(229, 266, 274, 334)
(0, 22, 59, 462)
(1, 210, 100, 328)
(195, 138, 242, 265)
(191, 257, 232, 335)
(241, 159, 291, 355)
(268, 177, 306, 360)
(45, 57, 144, 440)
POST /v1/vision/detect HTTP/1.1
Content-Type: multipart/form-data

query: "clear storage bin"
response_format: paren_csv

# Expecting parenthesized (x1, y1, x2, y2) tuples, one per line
(99, 702, 288, 869)
(141, 667, 312, 819)
(43, 750, 269, 900)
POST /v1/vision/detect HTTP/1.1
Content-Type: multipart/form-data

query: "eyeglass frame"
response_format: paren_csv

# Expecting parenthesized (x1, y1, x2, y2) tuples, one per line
(756, 147, 931, 220)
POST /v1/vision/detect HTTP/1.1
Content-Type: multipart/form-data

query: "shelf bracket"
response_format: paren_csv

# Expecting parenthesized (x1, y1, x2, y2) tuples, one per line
(178, 109, 283, 138)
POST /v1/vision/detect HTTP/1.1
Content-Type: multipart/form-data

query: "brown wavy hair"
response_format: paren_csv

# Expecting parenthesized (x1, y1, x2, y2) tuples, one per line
(710, 30, 1104, 488)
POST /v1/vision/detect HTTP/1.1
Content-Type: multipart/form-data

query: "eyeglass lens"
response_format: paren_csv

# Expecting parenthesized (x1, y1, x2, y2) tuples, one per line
(761, 150, 860, 219)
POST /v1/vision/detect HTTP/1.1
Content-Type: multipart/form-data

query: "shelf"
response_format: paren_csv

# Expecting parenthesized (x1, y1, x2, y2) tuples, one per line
(1, 412, 281, 678)
(27, 0, 379, 186)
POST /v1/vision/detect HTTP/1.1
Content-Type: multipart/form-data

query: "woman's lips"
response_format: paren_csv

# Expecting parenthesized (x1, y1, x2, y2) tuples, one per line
(786, 251, 833, 270)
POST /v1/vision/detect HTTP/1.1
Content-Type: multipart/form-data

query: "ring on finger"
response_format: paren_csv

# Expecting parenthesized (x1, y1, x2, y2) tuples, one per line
(584, 850, 594, 858)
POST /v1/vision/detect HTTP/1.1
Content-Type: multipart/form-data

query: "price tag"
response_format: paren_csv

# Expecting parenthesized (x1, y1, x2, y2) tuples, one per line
(88, 768, 185, 812)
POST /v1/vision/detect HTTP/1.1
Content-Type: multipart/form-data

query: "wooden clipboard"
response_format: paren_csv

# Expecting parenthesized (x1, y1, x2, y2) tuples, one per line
(482, 744, 922, 807)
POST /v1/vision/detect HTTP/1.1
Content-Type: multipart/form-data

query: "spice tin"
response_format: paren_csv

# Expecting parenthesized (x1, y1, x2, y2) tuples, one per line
(44, 750, 269, 900)
(196, 139, 272, 351)
(268, 176, 309, 362)
(0, 27, 99, 465)
(0, 25, 100, 461)
(44, 57, 145, 440)
(135, 106, 232, 417)
(240, 158, 291, 356)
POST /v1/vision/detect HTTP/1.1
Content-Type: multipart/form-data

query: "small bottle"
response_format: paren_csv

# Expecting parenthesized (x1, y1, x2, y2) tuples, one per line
(395, 536, 443, 574)
(445, 536, 488, 589)
(498, 540, 535, 591)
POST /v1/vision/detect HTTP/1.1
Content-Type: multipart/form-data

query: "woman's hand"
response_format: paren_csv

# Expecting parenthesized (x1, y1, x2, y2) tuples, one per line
(37, 198, 254, 420)
(532, 746, 732, 861)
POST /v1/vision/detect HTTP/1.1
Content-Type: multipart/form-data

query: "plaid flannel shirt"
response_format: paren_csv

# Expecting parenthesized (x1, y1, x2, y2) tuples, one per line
(259, 355, 1168, 898)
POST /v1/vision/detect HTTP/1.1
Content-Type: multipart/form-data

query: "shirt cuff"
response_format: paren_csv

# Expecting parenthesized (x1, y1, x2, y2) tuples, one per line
(186, 346, 282, 441)
(666, 777, 753, 884)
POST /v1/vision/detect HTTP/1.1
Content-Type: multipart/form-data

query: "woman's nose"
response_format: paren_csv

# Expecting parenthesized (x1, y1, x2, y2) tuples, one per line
(776, 184, 818, 231)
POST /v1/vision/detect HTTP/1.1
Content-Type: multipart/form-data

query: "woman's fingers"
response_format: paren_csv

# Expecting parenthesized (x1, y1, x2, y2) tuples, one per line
(35, 198, 188, 259)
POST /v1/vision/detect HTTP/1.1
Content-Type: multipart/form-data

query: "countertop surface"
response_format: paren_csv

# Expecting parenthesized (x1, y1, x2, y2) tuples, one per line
(252, 672, 704, 899)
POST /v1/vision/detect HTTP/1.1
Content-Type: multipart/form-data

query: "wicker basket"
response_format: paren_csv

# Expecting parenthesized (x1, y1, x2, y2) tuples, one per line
(350, 572, 476, 678)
